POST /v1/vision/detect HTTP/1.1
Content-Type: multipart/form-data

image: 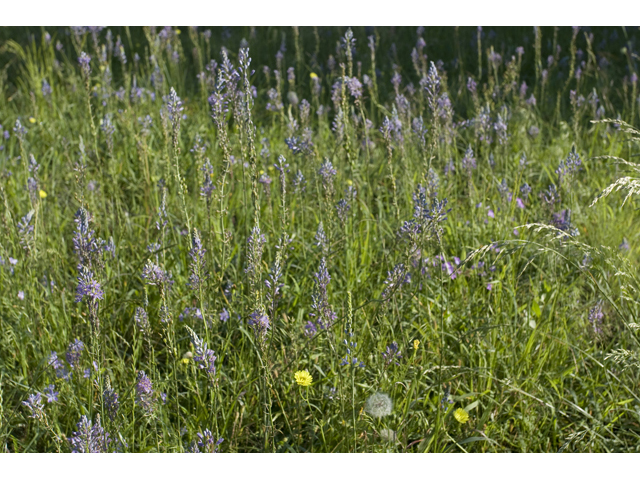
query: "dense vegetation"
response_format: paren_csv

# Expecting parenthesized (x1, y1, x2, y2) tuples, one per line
(2, 26, 640, 452)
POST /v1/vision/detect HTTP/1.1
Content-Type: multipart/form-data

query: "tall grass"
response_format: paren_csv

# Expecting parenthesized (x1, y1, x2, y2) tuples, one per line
(1, 26, 640, 452)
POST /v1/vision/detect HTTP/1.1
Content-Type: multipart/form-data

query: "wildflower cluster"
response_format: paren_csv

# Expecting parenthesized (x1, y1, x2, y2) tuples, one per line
(135, 371, 155, 414)
(187, 228, 208, 290)
(68, 415, 111, 453)
(308, 258, 336, 333)
(189, 430, 224, 453)
(4, 25, 640, 453)
(185, 326, 217, 384)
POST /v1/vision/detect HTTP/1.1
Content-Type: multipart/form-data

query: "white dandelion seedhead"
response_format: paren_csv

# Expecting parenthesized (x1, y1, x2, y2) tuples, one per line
(365, 392, 393, 418)
(379, 428, 397, 443)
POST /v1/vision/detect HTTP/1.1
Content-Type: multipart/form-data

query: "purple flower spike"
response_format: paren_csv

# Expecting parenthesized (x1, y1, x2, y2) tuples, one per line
(66, 339, 84, 368)
(69, 415, 111, 453)
(78, 52, 91, 76)
(135, 371, 155, 413)
(44, 384, 59, 403)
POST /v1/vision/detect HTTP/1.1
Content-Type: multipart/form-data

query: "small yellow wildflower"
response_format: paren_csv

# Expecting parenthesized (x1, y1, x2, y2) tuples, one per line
(176, 29, 181, 35)
(413, 339, 420, 350)
(39, 190, 47, 199)
(29, 117, 36, 124)
(454, 408, 469, 424)
(310, 72, 318, 79)
(346, 179, 353, 186)
(182, 351, 193, 364)
(294, 369, 313, 387)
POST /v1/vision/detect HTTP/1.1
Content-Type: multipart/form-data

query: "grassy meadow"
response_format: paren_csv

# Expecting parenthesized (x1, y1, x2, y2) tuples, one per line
(2, 26, 640, 452)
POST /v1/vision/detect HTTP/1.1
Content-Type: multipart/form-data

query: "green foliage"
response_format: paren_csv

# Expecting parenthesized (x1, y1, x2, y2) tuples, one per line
(1, 26, 640, 452)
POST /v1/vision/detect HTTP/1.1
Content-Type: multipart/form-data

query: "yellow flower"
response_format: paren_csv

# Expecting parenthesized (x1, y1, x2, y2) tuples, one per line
(176, 29, 181, 35)
(454, 408, 469, 424)
(29, 117, 36, 124)
(346, 179, 353, 186)
(39, 190, 47, 199)
(182, 351, 193, 364)
(413, 339, 420, 350)
(310, 72, 318, 79)
(294, 369, 313, 387)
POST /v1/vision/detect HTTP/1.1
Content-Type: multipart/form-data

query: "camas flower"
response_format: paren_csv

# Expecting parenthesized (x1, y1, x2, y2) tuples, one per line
(73, 208, 104, 269)
(185, 326, 217, 384)
(43, 384, 59, 403)
(309, 257, 336, 330)
(142, 260, 173, 290)
(49, 351, 71, 381)
(190, 430, 223, 453)
(266, 88, 283, 112)
(200, 159, 215, 201)
(17, 210, 35, 250)
(78, 52, 91, 77)
(165, 87, 184, 127)
(134, 307, 150, 334)
(552, 209, 578, 237)
(23, 392, 45, 420)
(461, 146, 476, 173)
(335, 199, 351, 224)
(494, 114, 508, 145)
(66, 339, 84, 368)
(318, 160, 337, 187)
(103, 378, 119, 421)
(75, 266, 103, 303)
(340, 339, 365, 369)
(69, 414, 111, 453)
(314, 222, 327, 251)
(245, 226, 266, 286)
(382, 264, 411, 300)
(293, 170, 306, 193)
(188, 229, 208, 290)
(398, 185, 449, 243)
(135, 371, 155, 413)
(348, 77, 363, 98)
(14, 119, 27, 141)
(556, 147, 582, 186)
(248, 310, 270, 344)
(304, 321, 318, 338)
(589, 301, 604, 335)
(382, 341, 402, 366)
(41, 79, 52, 97)
(467, 77, 477, 93)
(422, 61, 441, 113)
(619, 238, 630, 252)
